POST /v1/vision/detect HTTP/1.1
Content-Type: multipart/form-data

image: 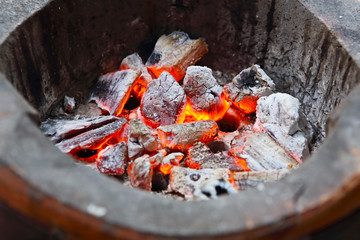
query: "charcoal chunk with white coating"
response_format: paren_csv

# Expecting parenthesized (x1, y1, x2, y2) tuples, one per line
(157, 120, 218, 151)
(146, 31, 208, 81)
(253, 93, 311, 163)
(97, 142, 128, 175)
(90, 70, 140, 116)
(140, 71, 187, 128)
(128, 119, 159, 160)
(183, 66, 229, 121)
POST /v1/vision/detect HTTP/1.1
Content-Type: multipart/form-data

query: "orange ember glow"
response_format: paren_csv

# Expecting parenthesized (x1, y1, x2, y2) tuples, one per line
(184, 97, 230, 122)
(147, 66, 184, 82)
(159, 164, 172, 175)
(237, 96, 259, 114)
(185, 158, 201, 169)
(234, 156, 251, 171)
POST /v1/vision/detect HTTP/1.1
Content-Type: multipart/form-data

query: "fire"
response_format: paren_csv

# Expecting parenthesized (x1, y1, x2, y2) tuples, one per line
(234, 156, 251, 171)
(237, 96, 259, 114)
(159, 164, 172, 175)
(184, 96, 230, 122)
(147, 65, 184, 82)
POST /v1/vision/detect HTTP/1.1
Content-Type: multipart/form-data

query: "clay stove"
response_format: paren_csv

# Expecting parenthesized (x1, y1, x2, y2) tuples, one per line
(0, 0, 360, 239)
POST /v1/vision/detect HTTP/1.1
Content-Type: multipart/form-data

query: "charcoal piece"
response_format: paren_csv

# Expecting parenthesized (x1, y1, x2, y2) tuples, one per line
(146, 31, 208, 81)
(120, 53, 153, 98)
(223, 65, 275, 114)
(159, 152, 184, 175)
(140, 71, 186, 127)
(97, 142, 128, 175)
(63, 96, 75, 113)
(157, 120, 219, 151)
(193, 178, 237, 200)
(254, 93, 311, 163)
(41, 116, 120, 143)
(128, 119, 159, 160)
(186, 142, 247, 171)
(89, 69, 140, 116)
(232, 168, 292, 191)
(169, 166, 230, 199)
(231, 132, 299, 171)
(55, 118, 127, 154)
(183, 66, 229, 121)
(128, 154, 153, 191)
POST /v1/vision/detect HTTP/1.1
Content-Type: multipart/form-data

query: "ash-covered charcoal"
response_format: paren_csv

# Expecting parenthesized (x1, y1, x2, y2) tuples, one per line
(128, 154, 153, 191)
(193, 178, 237, 200)
(157, 120, 219, 151)
(120, 53, 153, 98)
(183, 66, 229, 121)
(55, 118, 127, 154)
(63, 96, 75, 113)
(186, 142, 248, 171)
(128, 119, 159, 160)
(223, 65, 275, 114)
(232, 169, 292, 191)
(169, 166, 231, 199)
(140, 71, 186, 127)
(97, 142, 128, 175)
(89, 69, 140, 116)
(231, 132, 299, 171)
(146, 31, 208, 81)
(159, 152, 184, 175)
(41, 115, 120, 143)
(254, 93, 311, 163)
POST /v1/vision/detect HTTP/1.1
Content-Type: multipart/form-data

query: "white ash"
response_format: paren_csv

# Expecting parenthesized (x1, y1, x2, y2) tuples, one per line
(231, 132, 299, 171)
(169, 166, 230, 199)
(161, 152, 184, 167)
(120, 53, 152, 84)
(157, 120, 219, 151)
(183, 66, 226, 118)
(223, 65, 275, 111)
(97, 142, 128, 175)
(232, 168, 292, 191)
(128, 119, 159, 160)
(63, 96, 76, 113)
(140, 71, 186, 127)
(193, 178, 237, 200)
(254, 93, 311, 163)
(145, 31, 208, 81)
(40, 115, 119, 143)
(90, 69, 140, 116)
(128, 154, 154, 191)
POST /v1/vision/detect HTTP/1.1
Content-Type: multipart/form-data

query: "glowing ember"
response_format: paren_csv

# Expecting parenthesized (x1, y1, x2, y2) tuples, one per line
(41, 30, 312, 200)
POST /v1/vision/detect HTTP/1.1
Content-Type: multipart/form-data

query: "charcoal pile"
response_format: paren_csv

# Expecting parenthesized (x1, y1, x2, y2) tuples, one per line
(41, 31, 312, 200)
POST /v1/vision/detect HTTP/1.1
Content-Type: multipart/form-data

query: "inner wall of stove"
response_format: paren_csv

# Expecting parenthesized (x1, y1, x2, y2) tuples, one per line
(0, 0, 359, 148)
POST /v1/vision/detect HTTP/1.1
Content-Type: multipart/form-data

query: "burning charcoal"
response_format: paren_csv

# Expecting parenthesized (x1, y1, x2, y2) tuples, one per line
(128, 119, 159, 160)
(55, 118, 127, 154)
(41, 116, 121, 143)
(169, 166, 230, 199)
(254, 93, 311, 163)
(157, 120, 218, 151)
(140, 71, 186, 127)
(186, 142, 248, 171)
(193, 178, 237, 200)
(63, 96, 75, 113)
(232, 168, 292, 191)
(223, 65, 275, 114)
(146, 31, 208, 81)
(89, 69, 140, 116)
(231, 132, 299, 171)
(97, 142, 128, 175)
(183, 66, 229, 121)
(159, 152, 184, 175)
(128, 154, 153, 191)
(120, 53, 153, 98)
